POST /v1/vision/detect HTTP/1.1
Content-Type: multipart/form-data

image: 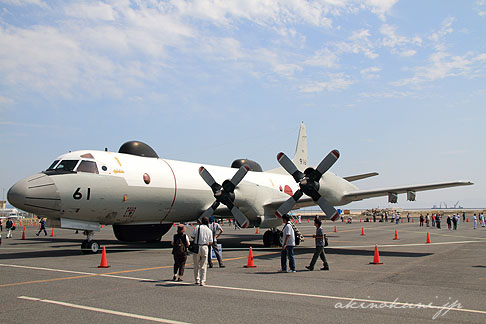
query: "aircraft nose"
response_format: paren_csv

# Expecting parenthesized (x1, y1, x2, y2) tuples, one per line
(8, 173, 61, 216)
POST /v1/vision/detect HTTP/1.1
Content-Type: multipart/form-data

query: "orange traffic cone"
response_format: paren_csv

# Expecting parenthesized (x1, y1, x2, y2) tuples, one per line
(401, 219, 403, 223)
(23, 224, 26, 231)
(51, 228, 55, 237)
(360, 219, 362, 223)
(256, 227, 259, 234)
(334, 226, 337, 233)
(426, 232, 431, 244)
(222, 221, 225, 226)
(412, 219, 414, 223)
(369, 244, 383, 264)
(393, 230, 399, 240)
(244, 246, 256, 268)
(361, 227, 365, 236)
(22, 230, 25, 240)
(466, 218, 469, 223)
(98, 246, 110, 268)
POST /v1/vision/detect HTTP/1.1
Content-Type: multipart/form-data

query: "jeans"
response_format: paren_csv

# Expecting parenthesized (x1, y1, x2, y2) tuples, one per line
(281, 246, 295, 271)
(208, 243, 223, 267)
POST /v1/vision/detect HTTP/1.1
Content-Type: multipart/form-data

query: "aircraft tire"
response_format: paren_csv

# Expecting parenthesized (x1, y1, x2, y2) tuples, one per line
(263, 230, 272, 247)
(81, 240, 89, 254)
(87, 240, 100, 254)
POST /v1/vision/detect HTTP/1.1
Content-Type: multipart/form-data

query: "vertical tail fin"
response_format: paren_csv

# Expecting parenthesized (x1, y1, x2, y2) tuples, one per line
(267, 122, 308, 174)
(292, 122, 308, 172)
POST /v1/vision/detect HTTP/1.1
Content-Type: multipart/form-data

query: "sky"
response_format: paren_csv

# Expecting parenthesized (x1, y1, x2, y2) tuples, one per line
(0, 0, 485, 210)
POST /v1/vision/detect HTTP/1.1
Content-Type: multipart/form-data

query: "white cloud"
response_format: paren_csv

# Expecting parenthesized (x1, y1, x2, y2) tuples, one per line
(299, 73, 353, 93)
(392, 51, 486, 86)
(475, 0, 486, 16)
(0, 0, 47, 7)
(304, 48, 339, 68)
(364, 0, 399, 20)
(359, 89, 413, 99)
(64, 2, 116, 21)
(336, 29, 378, 59)
(360, 66, 381, 79)
(380, 24, 421, 56)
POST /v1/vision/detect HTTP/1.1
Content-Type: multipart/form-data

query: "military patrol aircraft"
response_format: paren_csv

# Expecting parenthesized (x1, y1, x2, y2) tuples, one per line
(7, 123, 473, 253)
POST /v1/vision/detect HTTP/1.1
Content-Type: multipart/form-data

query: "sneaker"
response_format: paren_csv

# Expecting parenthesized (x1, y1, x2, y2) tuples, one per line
(305, 266, 314, 271)
(320, 266, 329, 271)
(208, 264, 213, 268)
(288, 269, 296, 273)
(200, 282, 206, 286)
(177, 278, 183, 282)
(172, 276, 177, 281)
(219, 265, 225, 268)
(278, 269, 287, 273)
(195, 281, 200, 285)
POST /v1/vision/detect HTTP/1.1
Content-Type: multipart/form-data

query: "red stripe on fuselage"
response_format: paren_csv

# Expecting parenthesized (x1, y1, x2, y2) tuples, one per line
(160, 159, 177, 223)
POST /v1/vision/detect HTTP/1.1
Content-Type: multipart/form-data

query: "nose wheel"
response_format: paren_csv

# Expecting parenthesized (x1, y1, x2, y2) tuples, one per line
(81, 230, 100, 254)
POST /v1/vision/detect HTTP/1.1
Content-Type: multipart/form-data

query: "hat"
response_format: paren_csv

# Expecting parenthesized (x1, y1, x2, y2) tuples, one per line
(177, 224, 185, 232)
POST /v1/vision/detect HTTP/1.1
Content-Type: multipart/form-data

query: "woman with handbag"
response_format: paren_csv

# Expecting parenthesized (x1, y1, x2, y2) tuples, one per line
(172, 224, 190, 281)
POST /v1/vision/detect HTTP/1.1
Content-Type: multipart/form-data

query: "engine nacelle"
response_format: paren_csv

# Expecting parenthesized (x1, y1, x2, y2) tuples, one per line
(113, 223, 172, 242)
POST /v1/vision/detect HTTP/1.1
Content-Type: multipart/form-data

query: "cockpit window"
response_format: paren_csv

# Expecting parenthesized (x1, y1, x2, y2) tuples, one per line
(54, 160, 79, 172)
(46, 160, 60, 171)
(77, 160, 99, 174)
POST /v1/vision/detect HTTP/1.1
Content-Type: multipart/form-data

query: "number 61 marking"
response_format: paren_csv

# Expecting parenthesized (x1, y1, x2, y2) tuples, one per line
(73, 187, 91, 200)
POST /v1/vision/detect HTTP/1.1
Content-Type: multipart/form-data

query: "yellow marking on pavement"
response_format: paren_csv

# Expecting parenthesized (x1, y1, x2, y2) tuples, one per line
(0, 274, 98, 288)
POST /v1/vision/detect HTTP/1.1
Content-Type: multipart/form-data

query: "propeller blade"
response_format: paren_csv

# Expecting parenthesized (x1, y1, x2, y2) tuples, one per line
(231, 206, 249, 228)
(199, 166, 221, 193)
(275, 190, 303, 218)
(315, 196, 339, 221)
(277, 152, 304, 183)
(230, 165, 249, 188)
(314, 149, 340, 179)
(199, 201, 220, 220)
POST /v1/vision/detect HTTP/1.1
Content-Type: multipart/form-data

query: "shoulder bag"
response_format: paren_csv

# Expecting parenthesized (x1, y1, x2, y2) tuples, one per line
(188, 226, 200, 254)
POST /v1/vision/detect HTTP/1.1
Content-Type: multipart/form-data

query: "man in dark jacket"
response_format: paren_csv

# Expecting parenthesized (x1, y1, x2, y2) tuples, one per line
(36, 218, 48, 236)
(6, 218, 13, 238)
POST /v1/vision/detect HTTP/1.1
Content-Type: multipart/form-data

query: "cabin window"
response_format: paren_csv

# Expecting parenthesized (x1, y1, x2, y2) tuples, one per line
(77, 160, 99, 174)
(46, 160, 60, 171)
(54, 160, 79, 172)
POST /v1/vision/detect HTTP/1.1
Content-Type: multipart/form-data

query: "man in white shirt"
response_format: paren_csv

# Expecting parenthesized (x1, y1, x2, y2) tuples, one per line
(208, 217, 225, 268)
(280, 214, 296, 272)
(191, 217, 213, 286)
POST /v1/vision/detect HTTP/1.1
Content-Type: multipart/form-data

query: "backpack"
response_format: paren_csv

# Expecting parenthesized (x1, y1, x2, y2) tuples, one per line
(172, 234, 187, 255)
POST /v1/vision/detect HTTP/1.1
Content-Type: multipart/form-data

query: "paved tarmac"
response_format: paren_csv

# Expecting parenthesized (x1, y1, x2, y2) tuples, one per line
(0, 219, 485, 324)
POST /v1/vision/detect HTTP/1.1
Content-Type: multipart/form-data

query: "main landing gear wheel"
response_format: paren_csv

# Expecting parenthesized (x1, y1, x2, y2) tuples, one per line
(263, 229, 281, 247)
(81, 240, 100, 254)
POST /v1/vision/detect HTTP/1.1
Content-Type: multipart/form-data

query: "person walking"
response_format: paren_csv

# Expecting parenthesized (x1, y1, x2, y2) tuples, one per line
(446, 216, 452, 230)
(305, 218, 329, 271)
(208, 217, 225, 268)
(36, 218, 48, 236)
(407, 213, 410, 223)
(452, 215, 458, 230)
(431, 214, 436, 227)
(436, 214, 441, 229)
(191, 217, 213, 286)
(172, 224, 190, 281)
(419, 214, 424, 227)
(473, 214, 478, 230)
(5, 218, 13, 238)
(426, 214, 430, 227)
(480, 213, 485, 228)
(280, 214, 296, 273)
(0, 218, 3, 231)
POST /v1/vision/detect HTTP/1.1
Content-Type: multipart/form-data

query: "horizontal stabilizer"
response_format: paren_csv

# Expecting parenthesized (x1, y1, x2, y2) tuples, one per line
(344, 172, 379, 182)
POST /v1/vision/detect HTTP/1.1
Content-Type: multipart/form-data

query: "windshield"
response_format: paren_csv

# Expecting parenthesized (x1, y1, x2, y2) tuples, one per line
(76, 160, 99, 174)
(54, 160, 79, 172)
(46, 160, 60, 171)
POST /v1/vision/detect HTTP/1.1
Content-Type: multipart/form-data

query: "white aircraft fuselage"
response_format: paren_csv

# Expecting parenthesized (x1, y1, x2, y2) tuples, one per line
(8, 150, 357, 228)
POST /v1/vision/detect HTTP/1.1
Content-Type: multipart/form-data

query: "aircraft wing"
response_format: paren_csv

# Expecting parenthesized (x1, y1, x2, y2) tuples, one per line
(343, 180, 473, 202)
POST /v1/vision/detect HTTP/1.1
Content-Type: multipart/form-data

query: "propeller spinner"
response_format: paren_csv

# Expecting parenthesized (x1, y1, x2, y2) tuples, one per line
(199, 165, 250, 228)
(275, 150, 340, 221)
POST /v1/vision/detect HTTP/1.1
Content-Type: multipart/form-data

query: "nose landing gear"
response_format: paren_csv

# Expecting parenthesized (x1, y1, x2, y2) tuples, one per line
(81, 230, 100, 254)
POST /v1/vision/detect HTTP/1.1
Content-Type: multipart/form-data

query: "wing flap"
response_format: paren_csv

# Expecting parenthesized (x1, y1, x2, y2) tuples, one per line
(343, 181, 473, 201)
